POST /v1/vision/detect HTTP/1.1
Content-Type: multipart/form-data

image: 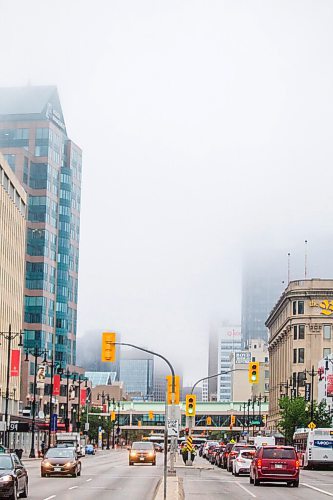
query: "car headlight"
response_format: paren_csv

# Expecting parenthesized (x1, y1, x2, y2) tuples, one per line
(130, 451, 137, 457)
(148, 452, 154, 457)
(42, 461, 51, 467)
(65, 462, 74, 468)
(0, 475, 13, 482)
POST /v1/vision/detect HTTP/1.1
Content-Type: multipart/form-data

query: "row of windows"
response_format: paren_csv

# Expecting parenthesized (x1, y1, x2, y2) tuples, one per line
(0, 163, 26, 216)
(293, 324, 331, 340)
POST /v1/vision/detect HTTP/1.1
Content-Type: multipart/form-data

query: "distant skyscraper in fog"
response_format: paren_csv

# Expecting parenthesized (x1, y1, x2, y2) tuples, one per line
(241, 252, 285, 346)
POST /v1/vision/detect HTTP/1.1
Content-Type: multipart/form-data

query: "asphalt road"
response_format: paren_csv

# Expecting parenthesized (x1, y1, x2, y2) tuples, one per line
(178, 457, 333, 499)
(22, 449, 162, 500)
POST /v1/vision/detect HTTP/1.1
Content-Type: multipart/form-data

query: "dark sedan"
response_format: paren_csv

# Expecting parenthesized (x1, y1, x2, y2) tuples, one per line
(0, 453, 28, 499)
(41, 448, 81, 477)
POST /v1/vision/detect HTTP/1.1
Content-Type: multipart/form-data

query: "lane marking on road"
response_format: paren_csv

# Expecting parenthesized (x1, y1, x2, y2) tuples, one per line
(43, 496, 56, 500)
(302, 483, 333, 497)
(68, 486, 78, 490)
(86, 478, 92, 482)
(235, 482, 256, 498)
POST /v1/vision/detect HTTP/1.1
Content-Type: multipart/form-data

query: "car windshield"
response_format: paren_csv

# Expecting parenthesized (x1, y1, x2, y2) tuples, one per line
(0, 456, 13, 469)
(132, 442, 153, 450)
(46, 449, 75, 458)
(262, 448, 296, 459)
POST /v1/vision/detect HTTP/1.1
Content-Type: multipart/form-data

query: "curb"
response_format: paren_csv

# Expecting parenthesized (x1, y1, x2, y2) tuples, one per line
(154, 476, 179, 500)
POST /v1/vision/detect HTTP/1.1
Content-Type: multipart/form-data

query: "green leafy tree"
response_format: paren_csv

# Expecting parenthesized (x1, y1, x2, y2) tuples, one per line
(278, 396, 307, 444)
(311, 400, 332, 428)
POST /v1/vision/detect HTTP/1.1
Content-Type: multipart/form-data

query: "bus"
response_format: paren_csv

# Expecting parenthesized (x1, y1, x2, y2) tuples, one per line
(293, 428, 333, 468)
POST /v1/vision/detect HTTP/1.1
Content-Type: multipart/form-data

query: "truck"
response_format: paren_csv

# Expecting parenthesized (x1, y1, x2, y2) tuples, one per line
(254, 436, 275, 448)
(55, 432, 85, 457)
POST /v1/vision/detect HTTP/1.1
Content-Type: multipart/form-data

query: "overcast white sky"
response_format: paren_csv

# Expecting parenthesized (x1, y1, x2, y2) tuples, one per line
(1, 1, 333, 383)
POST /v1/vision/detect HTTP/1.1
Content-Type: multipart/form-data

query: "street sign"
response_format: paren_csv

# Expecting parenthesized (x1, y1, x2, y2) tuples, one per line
(167, 418, 179, 437)
(305, 383, 311, 402)
(51, 414, 58, 432)
(84, 422, 90, 431)
(8, 422, 30, 432)
(308, 421, 316, 430)
(250, 420, 261, 425)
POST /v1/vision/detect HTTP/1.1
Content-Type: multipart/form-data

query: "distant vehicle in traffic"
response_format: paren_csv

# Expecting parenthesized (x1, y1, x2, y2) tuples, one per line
(0, 453, 28, 499)
(294, 427, 333, 468)
(250, 446, 299, 487)
(227, 444, 256, 472)
(85, 444, 96, 455)
(129, 442, 156, 466)
(232, 449, 255, 476)
(41, 448, 81, 477)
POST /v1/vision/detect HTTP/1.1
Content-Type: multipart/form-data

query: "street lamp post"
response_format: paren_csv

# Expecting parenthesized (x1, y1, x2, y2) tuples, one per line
(25, 347, 48, 458)
(0, 325, 24, 447)
(304, 366, 324, 423)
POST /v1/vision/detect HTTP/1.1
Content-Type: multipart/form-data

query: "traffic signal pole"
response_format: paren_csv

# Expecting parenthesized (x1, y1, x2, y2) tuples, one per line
(112, 341, 176, 500)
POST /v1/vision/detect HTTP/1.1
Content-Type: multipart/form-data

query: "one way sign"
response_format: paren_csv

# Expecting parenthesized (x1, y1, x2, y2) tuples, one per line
(167, 418, 179, 437)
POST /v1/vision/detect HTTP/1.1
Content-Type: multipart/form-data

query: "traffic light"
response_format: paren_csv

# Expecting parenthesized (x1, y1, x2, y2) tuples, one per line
(231, 415, 236, 425)
(101, 332, 116, 362)
(149, 411, 154, 420)
(185, 394, 196, 417)
(110, 411, 116, 421)
(248, 361, 259, 384)
(166, 375, 180, 404)
(138, 420, 142, 427)
(206, 416, 212, 425)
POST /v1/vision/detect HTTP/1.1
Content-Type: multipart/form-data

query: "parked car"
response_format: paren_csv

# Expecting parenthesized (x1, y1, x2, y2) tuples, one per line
(250, 446, 300, 487)
(0, 453, 28, 499)
(208, 446, 221, 465)
(215, 446, 226, 467)
(232, 449, 256, 476)
(85, 444, 96, 455)
(227, 444, 256, 472)
(129, 442, 156, 466)
(221, 442, 234, 469)
(41, 447, 81, 477)
(202, 441, 219, 459)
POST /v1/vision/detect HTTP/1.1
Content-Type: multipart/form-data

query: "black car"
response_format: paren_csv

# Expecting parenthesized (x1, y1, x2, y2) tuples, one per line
(0, 453, 28, 499)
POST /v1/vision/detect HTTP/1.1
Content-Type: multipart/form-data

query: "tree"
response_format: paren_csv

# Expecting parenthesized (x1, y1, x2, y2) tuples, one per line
(311, 400, 332, 428)
(278, 396, 307, 444)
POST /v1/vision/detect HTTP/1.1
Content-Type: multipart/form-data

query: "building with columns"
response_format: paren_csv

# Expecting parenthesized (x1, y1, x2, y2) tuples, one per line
(266, 279, 333, 430)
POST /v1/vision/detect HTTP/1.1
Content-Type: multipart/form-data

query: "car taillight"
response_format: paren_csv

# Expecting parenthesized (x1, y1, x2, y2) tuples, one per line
(295, 460, 299, 469)
(225, 452, 229, 457)
(257, 459, 262, 468)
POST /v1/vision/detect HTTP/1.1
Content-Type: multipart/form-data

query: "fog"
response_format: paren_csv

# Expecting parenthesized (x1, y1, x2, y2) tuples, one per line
(1, 0, 333, 383)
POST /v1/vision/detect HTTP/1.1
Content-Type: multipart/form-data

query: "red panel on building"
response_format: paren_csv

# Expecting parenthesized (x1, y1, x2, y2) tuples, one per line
(80, 388, 86, 406)
(53, 374, 61, 396)
(10, 349, 20, 376)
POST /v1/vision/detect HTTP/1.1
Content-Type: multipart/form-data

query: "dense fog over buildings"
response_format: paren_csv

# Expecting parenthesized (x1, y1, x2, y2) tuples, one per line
(1, 1, 333, 382)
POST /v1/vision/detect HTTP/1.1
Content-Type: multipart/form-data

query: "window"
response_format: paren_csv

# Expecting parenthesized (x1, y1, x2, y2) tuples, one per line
(252, 357, 256, 362)
(323, 325, 331, 340)
(298, 301, 304, 314)
(298, 371, 306, 387)
(293, 349, 297, 363)
(298, 348, 304, 364)
(324, 348, 331, 358)
(299, 325, 305, 340)
(292, 301, 297, 315)
(294, 325, 305, 340)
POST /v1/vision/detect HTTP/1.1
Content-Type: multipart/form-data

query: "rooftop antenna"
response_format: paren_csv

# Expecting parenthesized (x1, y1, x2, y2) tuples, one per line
(287, 252, 291, 283)
(304, 240, 308, 279)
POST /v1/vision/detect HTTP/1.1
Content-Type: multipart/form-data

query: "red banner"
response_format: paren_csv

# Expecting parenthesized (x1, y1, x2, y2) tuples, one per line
(80, 388, 87, 406)
(10, 349, 20, 376)
(53, 374, 60, 396)
(327, 375, 333, 397)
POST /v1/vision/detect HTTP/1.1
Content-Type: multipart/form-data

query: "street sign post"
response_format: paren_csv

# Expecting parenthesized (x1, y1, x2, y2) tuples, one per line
(167, 418, 179, 437)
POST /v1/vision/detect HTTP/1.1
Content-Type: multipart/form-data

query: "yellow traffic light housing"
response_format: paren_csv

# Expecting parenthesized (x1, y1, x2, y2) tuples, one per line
(166, 375, 180, 405)
(248, 361, 259, 384)
(101, 332, 116, 362)
(149, 411, 154, 420)
(185, 394, 196, 417)
(110, 411, 116, 421)
(206, 416, 212, 425)
(231, 415, 236, 425)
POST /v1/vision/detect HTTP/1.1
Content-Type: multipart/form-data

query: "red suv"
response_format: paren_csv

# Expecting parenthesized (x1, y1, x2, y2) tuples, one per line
(250, 446, 300, 487)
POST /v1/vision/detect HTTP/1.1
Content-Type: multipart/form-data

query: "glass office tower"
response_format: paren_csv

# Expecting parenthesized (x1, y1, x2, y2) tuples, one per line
(0, 86, 82, 368)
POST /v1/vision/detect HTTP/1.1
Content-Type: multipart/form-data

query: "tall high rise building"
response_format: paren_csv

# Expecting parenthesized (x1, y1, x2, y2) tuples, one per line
(119, 350, 154, 400)
(241, 251, 285, 346)
(0, 153, 27, 416)
(0, 86, 82, 368)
